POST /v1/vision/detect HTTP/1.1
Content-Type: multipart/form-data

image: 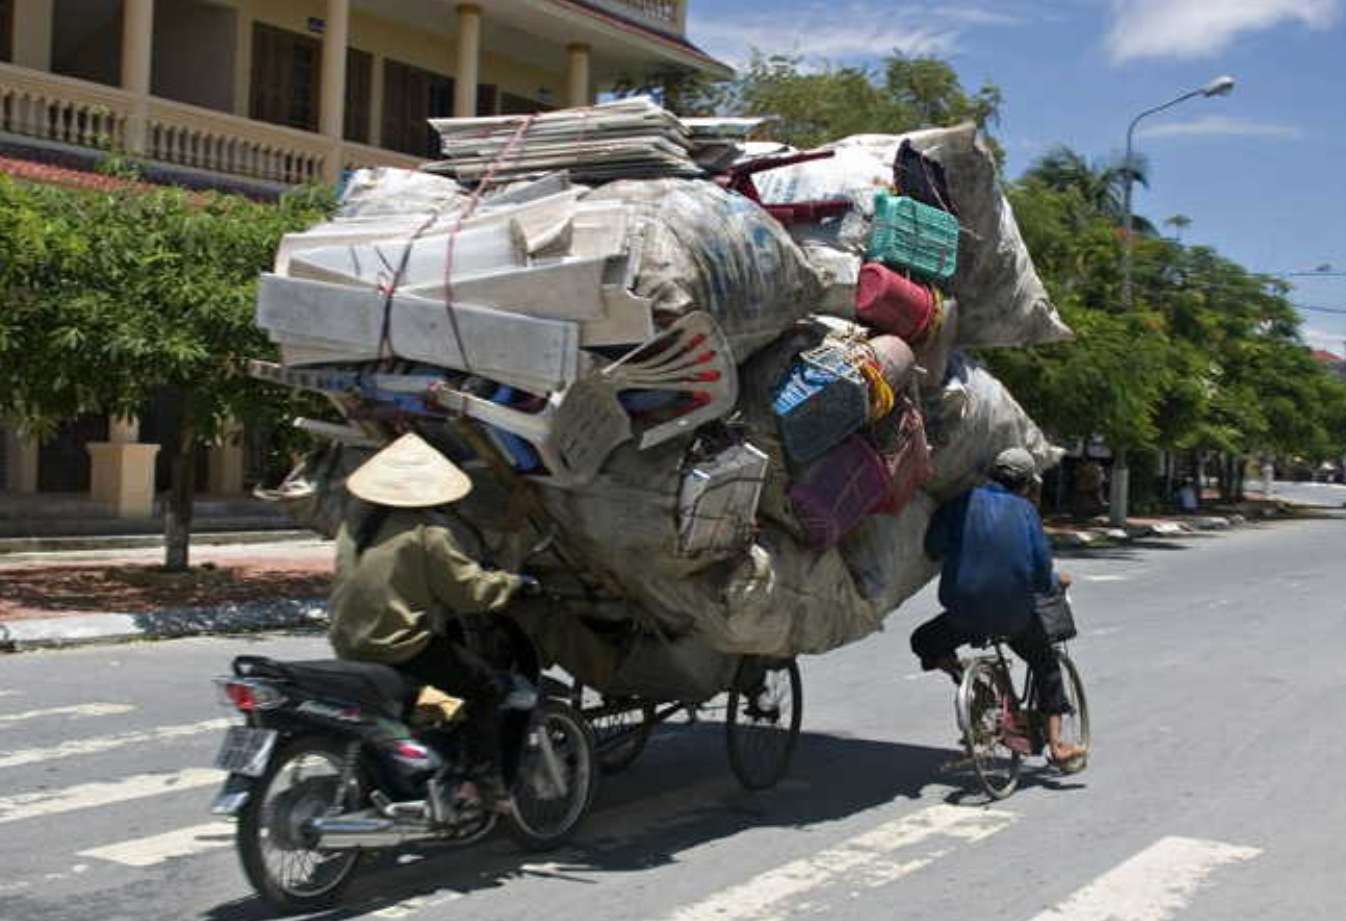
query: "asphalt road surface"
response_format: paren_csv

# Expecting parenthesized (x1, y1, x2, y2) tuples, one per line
(2, 511, 1343, 921)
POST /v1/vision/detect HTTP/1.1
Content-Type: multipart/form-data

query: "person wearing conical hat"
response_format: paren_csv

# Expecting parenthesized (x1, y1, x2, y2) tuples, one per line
(329, 432, 539, 810)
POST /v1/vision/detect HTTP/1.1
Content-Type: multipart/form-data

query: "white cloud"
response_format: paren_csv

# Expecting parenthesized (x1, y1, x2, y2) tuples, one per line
(687, 2, 1022, 69)
(688, 17, 957, 68)
(1302, 327, 1346, 353)
(1137, 115, 1304, 140)
(1107, 0, 1342, 62)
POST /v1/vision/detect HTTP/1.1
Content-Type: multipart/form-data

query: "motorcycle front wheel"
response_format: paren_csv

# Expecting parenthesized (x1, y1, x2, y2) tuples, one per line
(508, 701, 598, 851)
(237, 736, 363, 912)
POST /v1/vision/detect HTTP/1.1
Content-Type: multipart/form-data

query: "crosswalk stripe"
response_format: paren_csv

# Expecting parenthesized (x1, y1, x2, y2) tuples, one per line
(0, 718, 229, 770)
(0, 703, 136, 727)
(650, 804, 1016, 921)
(0, 768, 223, 825)
(79, 821, 235, 867)
(1024, 835, 1261, 921)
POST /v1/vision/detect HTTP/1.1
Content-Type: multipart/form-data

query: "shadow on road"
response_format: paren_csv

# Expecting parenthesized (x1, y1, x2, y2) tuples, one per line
(201, 725, 969, 921)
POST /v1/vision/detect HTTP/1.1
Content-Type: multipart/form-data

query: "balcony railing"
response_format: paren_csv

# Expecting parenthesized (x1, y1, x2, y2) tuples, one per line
(0, 63, 424, 187)
(590, 0, 683, 32)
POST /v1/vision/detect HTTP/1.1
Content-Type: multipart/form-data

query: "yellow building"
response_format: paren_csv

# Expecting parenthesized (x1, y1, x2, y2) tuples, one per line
(0, 0, 730, 534)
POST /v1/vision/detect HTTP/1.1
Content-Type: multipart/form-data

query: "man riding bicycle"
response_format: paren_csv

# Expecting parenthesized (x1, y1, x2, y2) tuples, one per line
(912, 447, 1087, 771)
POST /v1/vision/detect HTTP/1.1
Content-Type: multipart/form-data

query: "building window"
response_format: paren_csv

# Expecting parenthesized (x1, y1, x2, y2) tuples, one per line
(250, 22, 321, 133)
(344, 47, 373, 144)
(0, 0, 13, 63)
(477, 83, 498, 117)
(382, 58, 453, 158)
(500, 92, 554, 116)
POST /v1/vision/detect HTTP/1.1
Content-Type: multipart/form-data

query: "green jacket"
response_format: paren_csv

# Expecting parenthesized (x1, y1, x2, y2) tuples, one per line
(329, 507, 522, 664)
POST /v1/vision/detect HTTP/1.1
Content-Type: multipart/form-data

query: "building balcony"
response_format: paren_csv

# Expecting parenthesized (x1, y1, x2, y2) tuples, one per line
(0, 0, 728, 194)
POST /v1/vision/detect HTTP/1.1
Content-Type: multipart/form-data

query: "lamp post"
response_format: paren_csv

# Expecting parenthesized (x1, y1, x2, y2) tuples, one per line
(1110, 75, 1236, 526)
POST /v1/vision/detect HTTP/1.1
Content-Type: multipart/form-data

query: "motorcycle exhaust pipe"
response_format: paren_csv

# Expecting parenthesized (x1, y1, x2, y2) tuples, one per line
(312, 815, 441, 850)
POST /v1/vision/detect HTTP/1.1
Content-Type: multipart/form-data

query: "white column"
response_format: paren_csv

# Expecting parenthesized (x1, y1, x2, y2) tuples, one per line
(12, 0, 55, 71)
(120, 0, 155, 155)
(454, 4, 481, 118)
(118, 0, 154, 154)
(566, 43, 591, 109)
(232, 0, 253, 118)
(319, 0, 350, 183)
(3, 428, 40, 495)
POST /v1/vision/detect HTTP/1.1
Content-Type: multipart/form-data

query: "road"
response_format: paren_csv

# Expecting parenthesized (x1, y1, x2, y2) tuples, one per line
(1, 512, 1343, 921)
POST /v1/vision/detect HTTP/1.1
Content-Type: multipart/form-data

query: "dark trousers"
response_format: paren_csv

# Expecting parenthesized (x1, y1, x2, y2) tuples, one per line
(910, 611, 1072, 715)
(400, 634, 527, 784)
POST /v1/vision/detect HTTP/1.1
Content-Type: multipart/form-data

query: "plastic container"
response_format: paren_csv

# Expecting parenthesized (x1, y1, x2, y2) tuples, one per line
(867, 192, 960, 281)
(677, 442, 770, 555)
(855, 262, 938, 342)
(868, 398, 933, 516)
(771, 345, 870, 465)
(787, 436, 892, 548)
(866, 335, 917, 392)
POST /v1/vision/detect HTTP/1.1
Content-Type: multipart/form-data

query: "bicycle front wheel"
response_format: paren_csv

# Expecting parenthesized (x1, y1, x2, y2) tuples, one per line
(956, 660, 1022, 800)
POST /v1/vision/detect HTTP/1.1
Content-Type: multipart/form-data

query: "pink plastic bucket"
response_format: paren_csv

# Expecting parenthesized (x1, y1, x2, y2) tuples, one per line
(855, 262, 937, 343)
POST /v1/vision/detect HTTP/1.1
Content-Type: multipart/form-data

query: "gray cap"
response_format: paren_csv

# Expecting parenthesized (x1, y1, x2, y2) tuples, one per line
(992, 447, 1037, 483)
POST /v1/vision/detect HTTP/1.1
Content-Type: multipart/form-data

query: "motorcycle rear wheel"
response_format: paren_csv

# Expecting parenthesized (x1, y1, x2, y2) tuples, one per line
(237, 736, 363, 913)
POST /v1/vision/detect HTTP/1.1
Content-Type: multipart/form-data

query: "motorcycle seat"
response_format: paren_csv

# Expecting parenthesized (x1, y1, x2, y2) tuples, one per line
(234, 656, 419, 722)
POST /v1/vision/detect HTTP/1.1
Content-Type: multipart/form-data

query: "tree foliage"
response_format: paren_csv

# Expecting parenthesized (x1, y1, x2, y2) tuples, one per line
(986, 148, 1346, 501)
(0, 176, 335, 566)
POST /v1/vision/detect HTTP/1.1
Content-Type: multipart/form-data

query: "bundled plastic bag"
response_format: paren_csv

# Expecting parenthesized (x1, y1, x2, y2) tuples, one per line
(923, 352, 1063, 501)
(828, 126, 1071, 348)
(586, 179, 824, 360)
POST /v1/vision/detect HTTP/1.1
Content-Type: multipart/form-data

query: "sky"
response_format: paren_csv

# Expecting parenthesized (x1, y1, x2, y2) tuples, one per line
(686, 0, 1346, 355)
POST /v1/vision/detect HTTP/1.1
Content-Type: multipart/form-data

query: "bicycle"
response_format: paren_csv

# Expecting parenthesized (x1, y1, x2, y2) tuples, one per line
(954, 637, 1089, 800)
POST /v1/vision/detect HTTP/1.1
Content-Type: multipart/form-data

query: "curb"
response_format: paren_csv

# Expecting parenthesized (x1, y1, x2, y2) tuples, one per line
(0, 530, 318, 556)
(0, 598, 329, 653)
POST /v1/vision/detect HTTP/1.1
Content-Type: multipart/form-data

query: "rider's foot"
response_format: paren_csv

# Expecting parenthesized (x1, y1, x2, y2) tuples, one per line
(1048, 742, 1087, 772)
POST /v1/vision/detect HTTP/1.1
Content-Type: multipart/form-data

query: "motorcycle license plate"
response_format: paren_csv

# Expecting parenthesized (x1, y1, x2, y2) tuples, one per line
(214, 726, 278, 778)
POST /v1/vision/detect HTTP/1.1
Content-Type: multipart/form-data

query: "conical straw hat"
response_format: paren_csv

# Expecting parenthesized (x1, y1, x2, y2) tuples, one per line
(346, 433, 472, 508)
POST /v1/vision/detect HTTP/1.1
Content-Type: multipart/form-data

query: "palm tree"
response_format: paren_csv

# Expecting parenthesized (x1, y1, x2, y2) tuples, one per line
(1165, 214, 1193, 241)
(1024, 145, 1156, 233)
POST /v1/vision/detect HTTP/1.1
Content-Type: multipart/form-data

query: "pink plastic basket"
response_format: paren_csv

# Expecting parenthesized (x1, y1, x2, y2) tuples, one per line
(788, 436, 892, 548)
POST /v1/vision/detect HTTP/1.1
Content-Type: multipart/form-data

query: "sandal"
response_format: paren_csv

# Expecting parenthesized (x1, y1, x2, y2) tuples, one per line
(1048, 747, 1088, 774)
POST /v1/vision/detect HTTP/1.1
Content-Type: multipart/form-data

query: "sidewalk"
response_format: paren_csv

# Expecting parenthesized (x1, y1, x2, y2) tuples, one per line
(1043, 494, 1307, 549)
(0, 539, 333, 652)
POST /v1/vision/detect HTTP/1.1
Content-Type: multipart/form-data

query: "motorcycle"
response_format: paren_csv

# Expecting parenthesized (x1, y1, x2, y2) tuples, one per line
(208, 617, 597, 913)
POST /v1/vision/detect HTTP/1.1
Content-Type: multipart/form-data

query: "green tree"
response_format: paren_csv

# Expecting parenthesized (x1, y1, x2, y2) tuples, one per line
(0, 177, 335, 569)
(618, 52, 1002, 154)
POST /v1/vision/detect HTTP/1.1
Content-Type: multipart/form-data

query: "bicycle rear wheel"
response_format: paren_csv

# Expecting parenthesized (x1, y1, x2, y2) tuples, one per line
(956, 660, 1022, 800)
(1056, 650, 1090, 762)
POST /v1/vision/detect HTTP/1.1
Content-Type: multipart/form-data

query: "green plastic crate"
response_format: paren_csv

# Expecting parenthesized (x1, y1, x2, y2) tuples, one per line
(867, 192, 960, 281)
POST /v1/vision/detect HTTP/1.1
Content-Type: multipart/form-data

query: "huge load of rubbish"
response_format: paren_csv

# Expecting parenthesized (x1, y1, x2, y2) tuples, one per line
(251, 97, 1067, 702)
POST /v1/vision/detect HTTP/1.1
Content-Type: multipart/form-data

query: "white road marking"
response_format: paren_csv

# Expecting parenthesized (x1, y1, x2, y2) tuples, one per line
(0, 718, 229, 769)
(650, 804, 1016, 921)
(1024, 835, 1261, 921)
(0, 703, 136, 728)
(0, 691, 20, 699)
(0, 768, 223, 825)
(1084, 575, 1128, 583)
(373, 894, 463, 918)
(79, 821, 235, 867)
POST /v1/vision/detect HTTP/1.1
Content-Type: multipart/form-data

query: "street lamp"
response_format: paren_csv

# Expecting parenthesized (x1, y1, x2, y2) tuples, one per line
(1110, 75, 1236, 526)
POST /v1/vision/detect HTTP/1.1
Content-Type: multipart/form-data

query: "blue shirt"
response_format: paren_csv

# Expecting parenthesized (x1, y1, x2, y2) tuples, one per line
(924, 482, 1055, 639)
